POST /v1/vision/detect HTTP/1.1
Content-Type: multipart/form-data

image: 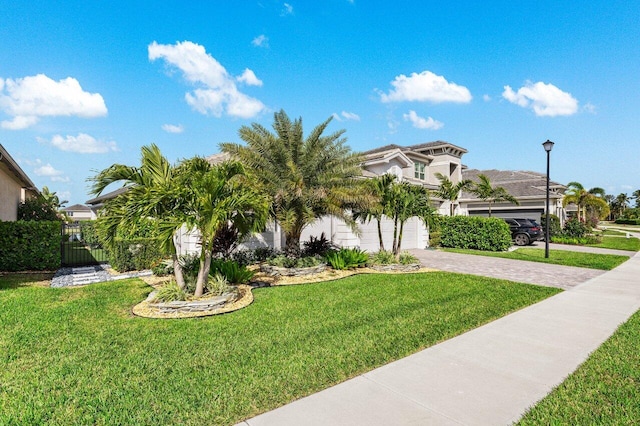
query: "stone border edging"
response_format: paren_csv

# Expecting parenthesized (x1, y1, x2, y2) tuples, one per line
(131, 284, 253, 319)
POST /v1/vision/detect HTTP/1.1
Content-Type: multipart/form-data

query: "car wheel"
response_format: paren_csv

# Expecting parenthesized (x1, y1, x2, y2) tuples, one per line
(514, 233, 530, 246)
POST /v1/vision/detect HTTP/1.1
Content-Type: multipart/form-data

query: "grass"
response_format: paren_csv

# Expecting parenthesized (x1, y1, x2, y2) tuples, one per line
(599, 229, 626, 236)
(518, 308, 640, 424)
(0, 273, 560, 425)
(442, 248, 629, 270)
(62, 242, 108, 266)
(589, 236, 640, 251)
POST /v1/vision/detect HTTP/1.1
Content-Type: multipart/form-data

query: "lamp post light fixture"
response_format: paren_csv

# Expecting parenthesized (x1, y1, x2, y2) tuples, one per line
(542, 139, 555, 258)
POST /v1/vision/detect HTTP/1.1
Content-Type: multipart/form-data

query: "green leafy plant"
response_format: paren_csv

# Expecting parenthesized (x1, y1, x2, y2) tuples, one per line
(210, 259, 254, 284)
(560, 218, 591, 238)
(0, 221, 61, 271)
(267, 255, 322, 269)
(325, 248, 368, 270)
(303, 233, 336, 257)
(205, 273, 235, 296)
(152, 280, 187, 302)
(398, 252, 419, 265)
(369, 250, 396, 265)
(440, 216, 512, 251)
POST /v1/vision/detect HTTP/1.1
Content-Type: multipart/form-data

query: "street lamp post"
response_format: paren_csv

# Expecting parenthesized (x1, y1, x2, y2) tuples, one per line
(542, 140, 555, 258)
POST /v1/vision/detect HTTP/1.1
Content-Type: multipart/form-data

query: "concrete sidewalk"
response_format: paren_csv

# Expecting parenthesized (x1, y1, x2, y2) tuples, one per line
(239, 251, 640, 425)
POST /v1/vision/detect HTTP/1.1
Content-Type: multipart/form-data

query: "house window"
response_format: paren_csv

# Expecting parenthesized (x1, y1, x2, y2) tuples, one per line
(414, 162, 425, 180)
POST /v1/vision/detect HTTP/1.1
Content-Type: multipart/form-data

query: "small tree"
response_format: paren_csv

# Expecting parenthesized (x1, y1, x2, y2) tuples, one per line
(434, 172, 473, 216)
(470, 174, 519, 217)
(352, 174, 396, 251)
(386, 182, 436, 256)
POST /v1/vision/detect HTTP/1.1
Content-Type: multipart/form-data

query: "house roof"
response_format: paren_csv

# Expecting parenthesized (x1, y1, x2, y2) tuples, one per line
(63, 204, 92, 212)
(205, 152, 231, 165)
(363, 140, 467, 158)
(0, 144, 38, 192)
(461, 169, 566, 200)
(86, 187, 129, 206)
(362, 147, 414, 167)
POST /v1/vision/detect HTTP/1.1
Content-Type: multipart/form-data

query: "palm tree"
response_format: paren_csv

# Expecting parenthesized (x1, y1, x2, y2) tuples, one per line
(434, 172, 473, 216)
(632, 189, 640, 208)
(166, 158, 268, 297)
(386, 182, 436, 255)
(353, 174, 396, 251)
(41, 186, 68, 210)
(470, 174, 519, 217)
(563, 182, 591, 221)
(89, 144, 188, 289)
(221, 110, 370, 251)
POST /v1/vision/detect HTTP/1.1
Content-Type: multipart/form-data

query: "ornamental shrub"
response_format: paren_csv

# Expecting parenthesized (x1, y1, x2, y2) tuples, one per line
(540, 214, 561, 237)
(560, 218, 591, 238)
(440, 216, 512, 251)
(615, 218, 640, 225)
(325, 248, 368, 270)
(209, 259, 255, 284)
(108, 238, 163, 272)
(79, 221, 100, 247)
(0, 221, 61, 271)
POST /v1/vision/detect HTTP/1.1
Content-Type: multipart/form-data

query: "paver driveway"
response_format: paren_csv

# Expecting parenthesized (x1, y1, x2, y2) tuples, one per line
(408, 247, 607, 290)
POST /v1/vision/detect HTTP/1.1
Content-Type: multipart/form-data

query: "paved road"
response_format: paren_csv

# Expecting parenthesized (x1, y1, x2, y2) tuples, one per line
(407, 248, 606, 290)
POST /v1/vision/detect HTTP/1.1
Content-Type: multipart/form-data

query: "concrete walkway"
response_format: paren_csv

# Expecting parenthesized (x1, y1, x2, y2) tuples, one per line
(239, 246, 640, 425)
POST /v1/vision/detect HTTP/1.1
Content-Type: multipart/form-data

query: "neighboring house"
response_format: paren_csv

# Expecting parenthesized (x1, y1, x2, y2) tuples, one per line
(62, 204, 97, 222)
(0, 144, 39, 221)
(85, 187, 128, 217)
(459, 169, 567, 224)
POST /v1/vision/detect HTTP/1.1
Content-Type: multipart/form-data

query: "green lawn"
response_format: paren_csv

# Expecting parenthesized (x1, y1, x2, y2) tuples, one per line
(443, 248, 629, 270)
(62, 241, 108, 265)
(599, 229, 626, 236)
(0, 273, 560, 425)
(589, 236, 640, 251)
(518, 308, 640, 424)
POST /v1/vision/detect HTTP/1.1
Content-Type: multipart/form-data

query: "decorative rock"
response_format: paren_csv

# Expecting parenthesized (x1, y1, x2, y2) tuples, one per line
(260, 263, 326, 277)
(368, 263, 421, 272)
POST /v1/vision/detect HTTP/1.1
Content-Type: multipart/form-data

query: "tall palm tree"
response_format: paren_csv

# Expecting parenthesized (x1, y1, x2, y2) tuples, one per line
(353, 173, 396, 251)
(221, 110, 370, 251)
(632, 189, 640, 208)
(434, 172, 473, 216)
(470, 174, 519, 217)
(89, 144, 188, 288)
(563, 182, 591, 221)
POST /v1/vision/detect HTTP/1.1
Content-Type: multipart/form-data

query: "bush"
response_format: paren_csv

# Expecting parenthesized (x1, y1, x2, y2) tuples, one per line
(561, 218, 591, 238)
(325, 248, 368, 270)
(209, 259, 254, 284)
(303, 233, 336, 257)
(17, 198, 62, 221)
(615, 218, 640, 225)
(440, 216, 512, 251)
(79, 221, 100, 247)
(540, 214, 561, 237)
(151, 281, 187, 302)
(267, 255, 322, 269)
(368, 250, 396, 265)
(551, 235, 601, 245)
(428, 230, 441, 248)
(108, 238, 164, 272)
(398, 251, 419, 265)
(0, 221, 61, 271)
(206, 273, 236, 296)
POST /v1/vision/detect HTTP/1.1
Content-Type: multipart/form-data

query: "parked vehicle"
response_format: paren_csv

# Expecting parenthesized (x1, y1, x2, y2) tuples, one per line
(502, 218, 544, 246)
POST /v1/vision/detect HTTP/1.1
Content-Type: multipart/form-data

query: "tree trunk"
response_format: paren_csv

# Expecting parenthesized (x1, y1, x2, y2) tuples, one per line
(392, 217, 399, 256)
(194, 250, 212, 298)
(172, 254, 186, 290)
(488, 201, 492, 217)
(395, 220, 405, 258)
(450, 202, 455, 216)
(377, 215, 385, 251)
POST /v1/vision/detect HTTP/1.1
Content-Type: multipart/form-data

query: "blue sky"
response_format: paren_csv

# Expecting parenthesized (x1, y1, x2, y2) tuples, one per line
(1, 1, 638, 205)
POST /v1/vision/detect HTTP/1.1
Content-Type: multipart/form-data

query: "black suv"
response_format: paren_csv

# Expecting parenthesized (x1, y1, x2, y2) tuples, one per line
(502, 218, 544, 246)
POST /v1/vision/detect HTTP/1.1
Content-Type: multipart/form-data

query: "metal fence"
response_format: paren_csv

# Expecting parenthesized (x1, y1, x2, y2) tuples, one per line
(61, 222, 108, 267)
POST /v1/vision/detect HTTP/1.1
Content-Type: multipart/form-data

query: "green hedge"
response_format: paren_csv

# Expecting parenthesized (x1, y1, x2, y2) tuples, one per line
(79, 221, 100, 246)
(615, 218, 640, 225)
(440, 216, 512, 251)
(108, 238, 163, 272)
(0, 221, 61, 271)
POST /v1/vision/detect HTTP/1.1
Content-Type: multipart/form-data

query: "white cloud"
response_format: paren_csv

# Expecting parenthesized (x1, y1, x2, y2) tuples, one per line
(162, 123, 184, 133)
(380, 70, 472, 104)
(402, 110, 444, 130)
(236, 69, 263, 86)
(502, 81, 578, 117)
(33, 162, 70, 182)
(149, 41, 265, 119)
(281, 3, 294, 15)
(0, 74, 107, 130)
(252, 34, 269, 48)
(39, 133, 118, 154)
(332, 111, 360, 122)
(483, 94, 491, 102)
